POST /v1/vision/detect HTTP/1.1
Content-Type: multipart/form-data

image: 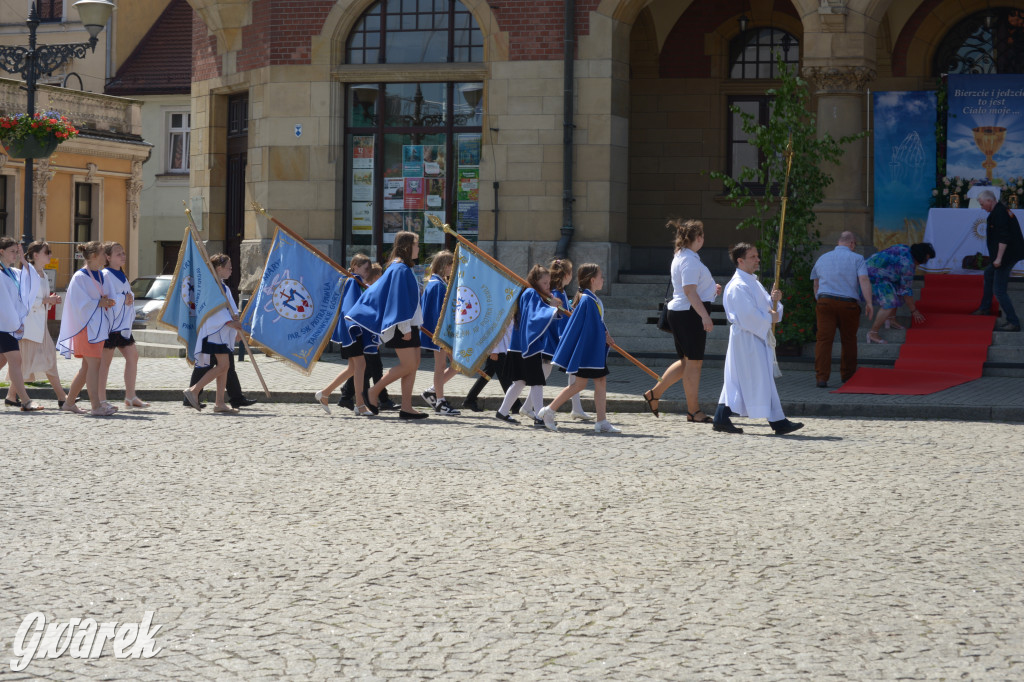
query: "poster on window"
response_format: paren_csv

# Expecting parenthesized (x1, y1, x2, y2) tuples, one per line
(423, 210, 446, 244)
(352, 201, 373, 233)
(383, 178, 404, 210)
(458, 134, 481, 165)
(383, 211, 403, 243)
(457, 202, 478, 236)
(352, 136, 374, 168)
(401, 211, 425, 240)
(423, 145, 446, 177)
(351, 169, 374, 202)
(946, 74, 1024, 185)
(426, 179, 444, 208)
(403, 145, 424, 177)
(458, 167, 479, 201)
(404, 178, 425, 209)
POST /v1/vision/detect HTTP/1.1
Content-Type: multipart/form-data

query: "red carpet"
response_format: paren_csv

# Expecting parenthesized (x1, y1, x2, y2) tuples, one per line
(833, 274, 996, 395)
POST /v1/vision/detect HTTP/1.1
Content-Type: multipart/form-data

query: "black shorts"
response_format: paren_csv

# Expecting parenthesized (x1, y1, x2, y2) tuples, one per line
(508, 351, 546, 385)
(385, 326, 420, 349)
(575, 365, 609, 379)
(668, 307, 708, 361)
(104, 331, 136, 349)
(201, 339, 233, 356)
(0, 331, 19, 354)
(340, 334, 364, 359)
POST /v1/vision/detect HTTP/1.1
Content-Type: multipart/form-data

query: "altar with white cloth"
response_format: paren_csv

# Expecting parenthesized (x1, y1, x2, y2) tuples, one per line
(920, 207, 1024, 275)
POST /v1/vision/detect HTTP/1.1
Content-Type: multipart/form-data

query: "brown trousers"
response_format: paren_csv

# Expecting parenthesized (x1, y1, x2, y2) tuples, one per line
(814, 297, 862, 383)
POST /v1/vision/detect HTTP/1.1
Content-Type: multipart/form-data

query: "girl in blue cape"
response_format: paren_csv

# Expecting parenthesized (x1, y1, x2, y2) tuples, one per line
(345, 230, 427, 419)
(315, 254, 372, 415)
(538, 264, 621, 433)
(495, 265, 560, 424)
(419, 250, 460, 416)
(549, 258, 591, 422)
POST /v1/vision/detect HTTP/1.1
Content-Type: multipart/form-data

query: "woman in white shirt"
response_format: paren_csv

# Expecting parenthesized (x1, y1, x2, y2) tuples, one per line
(4, 241, 68, 407)
(0, 237, 44, 411)
(643, 219, 721, 423)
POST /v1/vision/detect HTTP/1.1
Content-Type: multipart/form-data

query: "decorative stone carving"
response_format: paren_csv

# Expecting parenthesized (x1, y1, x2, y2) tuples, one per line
(85, 162, 98, 184)
(802, 65, 876, 95)
(0, 153, 7, 171)
(31, 159, 56, 237)
(126, 160, 144, 239)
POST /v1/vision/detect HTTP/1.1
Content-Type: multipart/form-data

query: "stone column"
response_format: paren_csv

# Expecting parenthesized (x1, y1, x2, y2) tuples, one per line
(802, 64, 875, 244)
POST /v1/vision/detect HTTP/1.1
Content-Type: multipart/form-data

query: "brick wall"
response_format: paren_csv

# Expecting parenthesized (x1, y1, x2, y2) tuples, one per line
(237, 0, 335, 70)
(492, 0, 600, 60)
(193, 12, 221, 81)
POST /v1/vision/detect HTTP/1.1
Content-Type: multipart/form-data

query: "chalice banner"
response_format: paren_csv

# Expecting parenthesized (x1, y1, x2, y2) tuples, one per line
(947, 74, 1024, 185)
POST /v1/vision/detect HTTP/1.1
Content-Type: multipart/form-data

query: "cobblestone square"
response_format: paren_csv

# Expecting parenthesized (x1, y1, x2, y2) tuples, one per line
(2, 407, 1022, 679)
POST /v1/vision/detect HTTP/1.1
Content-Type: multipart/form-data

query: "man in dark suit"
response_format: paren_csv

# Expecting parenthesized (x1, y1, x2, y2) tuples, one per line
(973, 190, 1024, 332)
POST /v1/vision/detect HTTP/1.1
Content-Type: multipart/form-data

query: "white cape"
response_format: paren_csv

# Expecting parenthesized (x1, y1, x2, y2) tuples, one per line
(194, 281, 238, 368)
(56, 269, 111, 359)
(103, 268, 136, 337)
(717, 269, 785, 421)
(0, 264, 40, 337)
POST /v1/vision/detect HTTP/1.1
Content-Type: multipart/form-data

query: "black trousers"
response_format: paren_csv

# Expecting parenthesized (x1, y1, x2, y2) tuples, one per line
(340, 352, 389, 400)
(189, 348, 243, 402)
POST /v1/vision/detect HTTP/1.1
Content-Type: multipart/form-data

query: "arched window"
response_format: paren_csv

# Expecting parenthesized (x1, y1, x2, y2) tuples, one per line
(933, 8, 1024, 75)
(729, 28, 799, 79)
(342, 0, 483, 264)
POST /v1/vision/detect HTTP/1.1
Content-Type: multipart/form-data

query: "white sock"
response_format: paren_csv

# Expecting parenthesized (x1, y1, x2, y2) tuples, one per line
(528, 385, 544, 414)
(498, 380, 525, 416)
(569, 374, 584, 412)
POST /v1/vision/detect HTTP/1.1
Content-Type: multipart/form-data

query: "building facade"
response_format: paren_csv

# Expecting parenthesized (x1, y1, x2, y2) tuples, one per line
(186, 0, 1024, 290)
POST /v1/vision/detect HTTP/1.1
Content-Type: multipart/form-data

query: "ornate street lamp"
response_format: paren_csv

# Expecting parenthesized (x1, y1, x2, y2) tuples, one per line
(0, 0, 115, 246)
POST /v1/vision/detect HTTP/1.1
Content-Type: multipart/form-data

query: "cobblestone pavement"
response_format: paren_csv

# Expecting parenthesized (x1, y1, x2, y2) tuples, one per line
(2, 406, 1023, 680)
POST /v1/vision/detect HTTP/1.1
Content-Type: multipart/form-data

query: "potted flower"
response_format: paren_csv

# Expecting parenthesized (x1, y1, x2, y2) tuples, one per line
(0, 110, 80, 159)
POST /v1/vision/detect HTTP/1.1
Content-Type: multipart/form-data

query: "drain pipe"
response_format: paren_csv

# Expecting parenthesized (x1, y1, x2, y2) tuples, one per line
(553, 0, 576, 259)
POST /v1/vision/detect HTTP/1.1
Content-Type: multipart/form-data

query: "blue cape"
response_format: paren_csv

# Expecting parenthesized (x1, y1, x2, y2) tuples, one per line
(331, 275, 365, 346)
(552, 290, 609, 373)
(544, 288, 570, 354)
(419, 274, 447, 350)
(345, 261, 420, 343)
(510, 287, 558, 357)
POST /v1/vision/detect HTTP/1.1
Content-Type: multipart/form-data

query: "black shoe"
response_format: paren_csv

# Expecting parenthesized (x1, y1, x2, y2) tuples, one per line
(338, 395, 355, 410)
(58, 400, 64, 409)
(230, 397, 258, 409)
(5, 397, 22, 407)
(816, 381, 828, 388)
(511, 399, 523, 414)
(462, 397, 483, 412)
(379, 397, 399, 411)
(712, 420, 743, 434)
(495, 411, 518, 424)
(533, 418, 545, 427)
(399, 409, 428, 420)
(996, 322, 1022, 332)
(971, 308, 992, 315)
(365, 398, 380, 416)
(772, 419, 805, 436)
(435, 399, 461, 416)
(182, 398, 207, 410)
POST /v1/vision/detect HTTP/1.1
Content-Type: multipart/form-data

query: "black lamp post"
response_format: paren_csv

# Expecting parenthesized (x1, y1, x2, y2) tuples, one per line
(0, 0, 115, 246)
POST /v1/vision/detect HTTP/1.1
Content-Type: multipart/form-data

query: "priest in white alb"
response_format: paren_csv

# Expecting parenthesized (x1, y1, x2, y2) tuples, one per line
(713, 242, 804, 436)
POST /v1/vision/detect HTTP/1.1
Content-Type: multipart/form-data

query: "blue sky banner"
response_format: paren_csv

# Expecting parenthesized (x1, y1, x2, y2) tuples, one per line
(157, 227, 230, 364)
(241, 227, 345, 375)
(947, 74, 1024, 183)
(873, 91, 937, 249)
(435, 244, 522, 375)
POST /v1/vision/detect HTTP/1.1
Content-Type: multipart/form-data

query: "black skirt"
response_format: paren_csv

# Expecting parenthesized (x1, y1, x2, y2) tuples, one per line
(340, 334, 364, 359)
(0, 331, 19, 353)
(201, 339, 232, 355)
(385, 326, 420, 349)
(575, 365, 610, 379)
(104, 331, 136, 349)
(668, 307, 709, 361)
(507, 351, 546, 385)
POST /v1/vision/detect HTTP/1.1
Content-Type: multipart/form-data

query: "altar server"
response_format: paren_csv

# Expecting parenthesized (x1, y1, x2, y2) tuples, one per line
(549, 257, 590, 421)
(419, 250, 460, 416)
(183, 254, 243, 414)
(346, 230, 427, 419)
(537, 264, 620, 433)
(316, 254, 372, 415)
(0, 237, 44, 411)
(712, 243, 803, 436)
(99, 241, 148, 408)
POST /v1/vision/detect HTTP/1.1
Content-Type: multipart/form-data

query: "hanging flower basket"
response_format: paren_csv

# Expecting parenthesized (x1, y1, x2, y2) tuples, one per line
(0, 111, 79, 159)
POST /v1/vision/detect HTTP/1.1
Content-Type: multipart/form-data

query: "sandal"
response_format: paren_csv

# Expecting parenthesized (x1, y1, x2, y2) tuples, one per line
(866, 331, 887, 344)
(355, 404, 374, 416)
(687, 410, 713, 423)
(124, 396, 150, 408)
(60, 401, 84, 414)
(642, 389, 660, 418)
(89, 404, 117, 417)
(20, 400, 45, 412)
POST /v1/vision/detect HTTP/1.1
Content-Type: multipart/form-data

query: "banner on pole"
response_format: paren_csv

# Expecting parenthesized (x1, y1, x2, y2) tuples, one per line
(240, 227, 345, 374)
(434, 244, 522, 375)
(157, 227, 230, 364)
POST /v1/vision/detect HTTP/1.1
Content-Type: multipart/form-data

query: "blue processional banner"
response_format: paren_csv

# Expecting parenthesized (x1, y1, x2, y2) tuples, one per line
(157, 227, 230, 364)
(947, 74, 1024, 185)
(434, 244, 523, 375)
(240, 227, 345, 375)
(872, 90, 937, 249)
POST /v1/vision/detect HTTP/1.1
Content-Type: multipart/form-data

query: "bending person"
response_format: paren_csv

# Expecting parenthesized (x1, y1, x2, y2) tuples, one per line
(864, 243, 934, 344)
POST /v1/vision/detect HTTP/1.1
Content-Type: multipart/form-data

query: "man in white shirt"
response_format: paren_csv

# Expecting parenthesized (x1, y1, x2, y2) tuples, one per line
(713, 243, 803, 436)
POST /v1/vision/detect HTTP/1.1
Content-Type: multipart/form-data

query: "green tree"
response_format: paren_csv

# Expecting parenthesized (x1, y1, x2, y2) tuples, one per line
(709, 58, 865, 345)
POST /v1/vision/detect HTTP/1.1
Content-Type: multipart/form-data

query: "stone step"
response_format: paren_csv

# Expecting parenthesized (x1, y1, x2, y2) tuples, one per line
(133, 328, 180, 344)
(135, 341, 186, 359)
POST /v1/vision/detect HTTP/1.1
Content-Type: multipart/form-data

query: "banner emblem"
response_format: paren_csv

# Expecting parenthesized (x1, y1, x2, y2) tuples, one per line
(272, 279, 313, 320)
(455, 286, 480, 325)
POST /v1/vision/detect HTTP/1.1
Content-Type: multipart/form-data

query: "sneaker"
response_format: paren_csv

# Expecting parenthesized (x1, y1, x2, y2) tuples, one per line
(461, 397, 483, 412)
(435, 399, 461, 416)
(536, 406, 558, 432)
(421, 390, 438, 408)
(494, 411, 518, 424)
(570, 407, 593, 422)
(594, 420, 621, 433)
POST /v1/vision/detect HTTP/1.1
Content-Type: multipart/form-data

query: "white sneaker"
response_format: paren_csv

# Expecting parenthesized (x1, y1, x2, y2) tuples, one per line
(435, 399, 461, 416)
(594, 420, 621, 433)
(421, 390, 437, 408)
(570, 407, 593, 422)
(537, 406, 558, 432)
(519, 403, 537, 420)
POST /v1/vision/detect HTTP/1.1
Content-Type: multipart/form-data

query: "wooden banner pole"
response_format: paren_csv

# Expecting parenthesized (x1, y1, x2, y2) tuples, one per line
(428, 215, 661, 381)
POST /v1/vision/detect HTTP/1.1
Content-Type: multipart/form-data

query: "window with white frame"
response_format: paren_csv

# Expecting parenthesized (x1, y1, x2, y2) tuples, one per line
(167, 112, 191, 173)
